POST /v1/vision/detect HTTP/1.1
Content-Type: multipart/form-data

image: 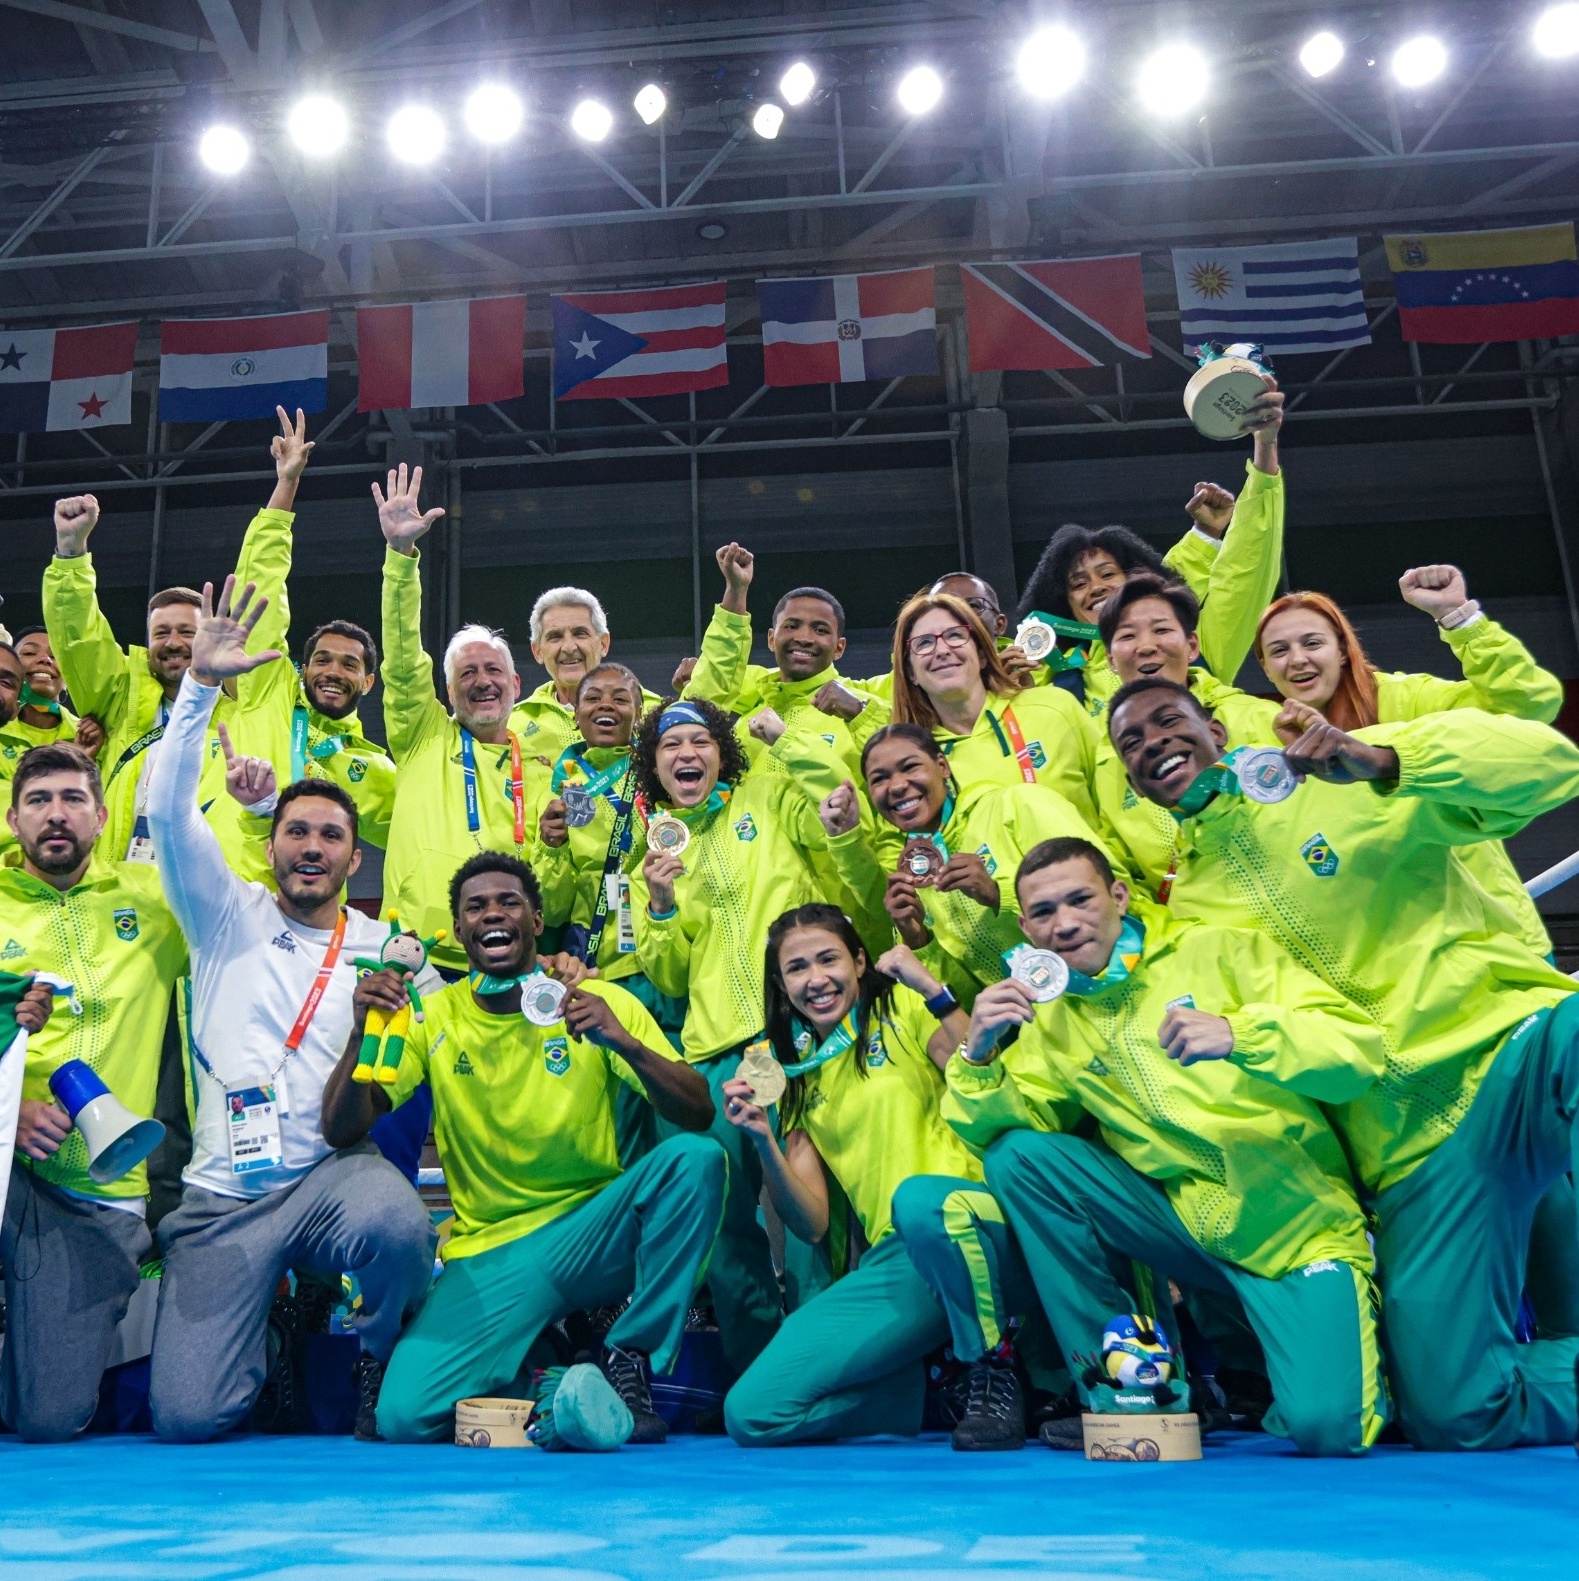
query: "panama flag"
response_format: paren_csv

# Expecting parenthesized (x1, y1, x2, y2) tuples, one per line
(552, 281, 728, 401)
(963, 256, 1152, 371)
(356, 296, 525, 412)
(159, 310, 329, 422)
(757, 267, 938, 386)
(0, 321, 136, 433)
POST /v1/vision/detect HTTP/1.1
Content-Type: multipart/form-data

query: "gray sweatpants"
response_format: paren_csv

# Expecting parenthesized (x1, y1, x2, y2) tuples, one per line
(148, 1144, 434, 1443)
(0, 1162, 150, 1442)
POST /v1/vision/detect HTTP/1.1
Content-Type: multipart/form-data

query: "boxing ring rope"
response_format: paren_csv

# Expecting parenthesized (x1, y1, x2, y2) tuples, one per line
(1526, 850, 1579, 898)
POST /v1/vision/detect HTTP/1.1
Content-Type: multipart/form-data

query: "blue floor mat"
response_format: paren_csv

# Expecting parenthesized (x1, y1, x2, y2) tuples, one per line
(0, 1431, 1572, 1579)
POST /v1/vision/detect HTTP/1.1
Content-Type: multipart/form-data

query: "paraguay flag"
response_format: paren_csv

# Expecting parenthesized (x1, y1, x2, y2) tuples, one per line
(0, 321, 136, 433)
(158, 310, 329, 422)
(552, 281, 728, 401)
(757, 267, 938, 386)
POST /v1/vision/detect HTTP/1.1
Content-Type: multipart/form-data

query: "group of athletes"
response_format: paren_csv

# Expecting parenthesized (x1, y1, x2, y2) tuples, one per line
(3, 374, 1579, 1461)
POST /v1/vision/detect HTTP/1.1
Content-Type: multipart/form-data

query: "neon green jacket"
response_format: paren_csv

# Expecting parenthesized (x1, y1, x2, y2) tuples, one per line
(510, 678, 662, 764)
(381, 547, 542, 973)
(944, 914, 1380, 1279)
(42, 511, 290, 870)
(630, 759, 829, 1063)
(0, 856, 187, 1200)
(1166, 709, 1579, 1193)
(0, 709, 79, 865)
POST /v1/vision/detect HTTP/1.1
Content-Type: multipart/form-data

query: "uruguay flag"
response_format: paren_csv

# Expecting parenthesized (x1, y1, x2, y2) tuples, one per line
(159, 311, 329, 422)
(757, 267, 938, 386)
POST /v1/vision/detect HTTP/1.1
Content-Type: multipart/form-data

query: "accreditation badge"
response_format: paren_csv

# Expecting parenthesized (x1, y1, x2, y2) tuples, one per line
(226, 1084, 284, 1174)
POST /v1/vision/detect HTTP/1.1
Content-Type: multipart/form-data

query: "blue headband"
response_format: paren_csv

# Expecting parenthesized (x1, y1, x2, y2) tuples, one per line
(657, 702, 710, 736)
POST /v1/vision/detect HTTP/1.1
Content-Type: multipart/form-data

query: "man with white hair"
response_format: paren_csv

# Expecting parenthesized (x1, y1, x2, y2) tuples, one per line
(375, 464, 536, 975)
(512, 587, 658, 761)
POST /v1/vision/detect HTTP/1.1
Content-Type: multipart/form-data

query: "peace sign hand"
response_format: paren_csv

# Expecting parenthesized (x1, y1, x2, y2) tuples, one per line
(372, 462, 445, 554)
(271, 406, 314, 483)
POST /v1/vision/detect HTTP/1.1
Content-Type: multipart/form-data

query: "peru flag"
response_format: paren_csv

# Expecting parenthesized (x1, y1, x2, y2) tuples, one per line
(963, 256, 1152, 372)
(757, 267, 937, 386)
(357, 295, 525, 412)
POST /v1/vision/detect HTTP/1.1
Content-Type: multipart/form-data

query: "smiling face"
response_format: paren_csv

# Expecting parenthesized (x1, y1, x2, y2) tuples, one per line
(1066, 549, 1126, 627)
(575, 671, 639, 748)
(1107, 595, 1200, 687)
(776, 923, 864, 1036)
(146, 599, 199, 690)
(303, 632, 373, 721)
(9, 767, 105, 879)
(1109, 686, 1228, 810)
(931, 574, 1005, 637)
(863, 734, 949, 833)
(656, 722, 721, 807)
(266, 795, 361, 913)
(903, 606, 983, 701)
(532, 603, 611, 699)
(1259, 607, 1345, 712)
(0, 646, 21, 727)
(13, 632, 61, 706)
(448, 640, 521, 733)
(769, 596, 844, 682)
(1016, 856, 1129, 977)
(454, 869, 542, 978)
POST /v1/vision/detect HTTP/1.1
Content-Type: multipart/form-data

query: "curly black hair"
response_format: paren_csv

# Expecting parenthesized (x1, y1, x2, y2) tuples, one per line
(1016, 523, 1176, 621)
(631, 694, 749, 809)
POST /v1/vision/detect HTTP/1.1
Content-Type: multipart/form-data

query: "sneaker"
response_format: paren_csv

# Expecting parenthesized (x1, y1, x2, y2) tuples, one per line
(252, 1290, 301, 1433)
(354, 1352, 385, 1442)
(950, 1357, 1025, 1452)
(600, 1343, 668, 1444)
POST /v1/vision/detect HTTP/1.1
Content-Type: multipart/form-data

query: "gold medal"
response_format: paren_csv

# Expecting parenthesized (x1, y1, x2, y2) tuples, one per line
(735, 1042, 787, 1108)
(647, 813, 691, 857)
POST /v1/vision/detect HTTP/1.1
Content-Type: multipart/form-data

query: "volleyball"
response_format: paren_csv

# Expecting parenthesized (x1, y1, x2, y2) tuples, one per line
(1101, 1313, 1174, 1389)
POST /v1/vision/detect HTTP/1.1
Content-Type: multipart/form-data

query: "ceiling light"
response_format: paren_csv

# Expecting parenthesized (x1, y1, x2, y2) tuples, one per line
(464, 83, 523, 144)
(286, 95, 348, 156)
(1534, 4, 1579, 58)
(1391, 34, 1447, 87)
(780, 61, 816, 105)
(198, 124, 250, 175)
(1299, 30, 1345, 78)
(896, 65, 944, 117)
(752, 102, 785, 139)
(634, 83, 667, 125)
(1136, 43, 1208, 116)
(386, 104, 445, 165)
(1015, 26, 1087, 99)
(571, 98, 614, 142)
(697, 221, 727, 240)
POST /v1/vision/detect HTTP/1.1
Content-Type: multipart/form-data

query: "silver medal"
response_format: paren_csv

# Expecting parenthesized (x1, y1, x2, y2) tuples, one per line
(1235, 747, 1298, 804)
(1014, 617, 1058, 663)
(521, 974, 568, 1027)
(1009, 948, 1070, 1003)
(561, 786, 598, 828)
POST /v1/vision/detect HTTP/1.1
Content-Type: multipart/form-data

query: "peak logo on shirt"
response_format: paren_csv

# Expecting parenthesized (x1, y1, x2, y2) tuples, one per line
(544, 1037, 571, 1077)
(270, 931, 299, 954)
(453, 1051, 475, 1076)
(1, 744, 17, 761)
(734, 813, 758, 842)
(0, 938, 25, 961)
(348, 758, 367, 783)
(522, 721, 540, 737)
(1086, 1056, 1111, 1076)
(113, 908, 139, 942)
(1300, 832, 1339, 878)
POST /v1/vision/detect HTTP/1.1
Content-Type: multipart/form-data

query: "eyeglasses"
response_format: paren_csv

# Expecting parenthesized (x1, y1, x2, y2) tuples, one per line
(963, 597, 998, 618)
(906, 626, 972, 658)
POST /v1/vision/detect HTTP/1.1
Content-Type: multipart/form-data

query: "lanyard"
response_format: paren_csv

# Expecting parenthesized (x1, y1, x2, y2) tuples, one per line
(782, 1011, 863, 1077)
(584, 766, 638, 964)
(284, 907, 348, 1052)
(291, 706, 345, 783)
(551, 745, 632, 805)
(461, 729, 525, 846)
(995, 706, 1039, 785)
(104, 720, 165, 787)
(1156, 848, 1180, 907)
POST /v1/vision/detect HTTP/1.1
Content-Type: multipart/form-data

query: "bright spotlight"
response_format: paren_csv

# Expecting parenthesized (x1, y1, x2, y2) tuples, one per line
(896, 65, 944, 116)
(571, 98, 614, 142)
(1534, 4, 1579, 58)
(464, 83, 523, 144)
(752, 101, 785, 139)
(633, 83, 667, 125)
(1391, 34, 1447, 87)
(1016, 25, 1087, 100)
(198, 124, 250, 175)
(1136, 43, 1208, 116)
(1299, 30, 1345, 78)
(780, 61, 816, 105)
(286, 95, 348, 156)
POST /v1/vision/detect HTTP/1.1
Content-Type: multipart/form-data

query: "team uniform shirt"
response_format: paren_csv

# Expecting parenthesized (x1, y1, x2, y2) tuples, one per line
(630, 761, 829, 1063)
(0, 708, 79, 864)
(944, 916, 1380, 1280)
(148, 673, 440, 1200)
(1166, 709, 1579, 1195)
(0, 857, 185, 1203)
(510, 679, 662, 765)
(388, 976, 681, 1261)
(381, 547, 545, 974)
(789, 987, 981, 1246)
(42, 509, 291, 871)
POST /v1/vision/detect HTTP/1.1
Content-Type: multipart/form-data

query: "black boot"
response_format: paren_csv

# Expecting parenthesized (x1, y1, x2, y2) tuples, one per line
(951, 1357, 1026, 1451)
(252, 1289, 301, 1433)
(354, 1352, 385, 1442)
(600, 1344, 667, 1444)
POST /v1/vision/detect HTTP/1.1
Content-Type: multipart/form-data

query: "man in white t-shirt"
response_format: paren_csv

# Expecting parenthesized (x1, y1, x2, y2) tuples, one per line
(145, 577, 437, 1442)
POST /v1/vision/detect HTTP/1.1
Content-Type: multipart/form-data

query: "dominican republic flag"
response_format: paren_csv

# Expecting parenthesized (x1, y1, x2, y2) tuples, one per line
(159, 310, 329, 422)
(356, 295, 525, 413)
(0, 321, 136, 433)
(1171, 238, 1370, 356)
(757, 267, 938, 386)
(963, 256, 1151, 371)
(552, 281, 728, 401)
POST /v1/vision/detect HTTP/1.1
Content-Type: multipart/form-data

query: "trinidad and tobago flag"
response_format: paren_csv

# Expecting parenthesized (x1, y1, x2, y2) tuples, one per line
(962, 255, 1152, 372)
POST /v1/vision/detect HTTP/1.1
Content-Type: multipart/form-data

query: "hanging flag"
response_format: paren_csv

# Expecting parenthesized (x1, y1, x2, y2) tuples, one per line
(159, 310, 329, 422)
(757, 267, 938, 386)
(552, 281, 727, 401)
(1385, 223, 1579, 343)
(357, 296, 525, 413)
(1171, 238, 1370, 356)
(962, 256, 1151, 371)
(0, 321, 137, 433)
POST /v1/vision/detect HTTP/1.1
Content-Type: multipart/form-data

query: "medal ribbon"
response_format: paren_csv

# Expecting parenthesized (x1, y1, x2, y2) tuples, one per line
(290, 705, 345, 783)
(283, 908, 348, 1053)
(1170, 747, 1256, 822)
(1024, 609, 1099, 643)
(469, 967, 543, 996)
(640, 782, 732, 827)
(550, 744, 632, 804)
(19, 683, 61, 716)
(781, 1011, 863, 1078)
(994, 706, 1039, 786)
(461, 729, 526, 845)
(1061, 913, 1147, 998)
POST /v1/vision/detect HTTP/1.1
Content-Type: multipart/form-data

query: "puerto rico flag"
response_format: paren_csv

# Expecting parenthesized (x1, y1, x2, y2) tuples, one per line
(0, 321, 136, 433)
(963, 256, 1151, 371)
(159, 310, 329, 422)
(552, 281, 728, 401)
(757, 267, 938, 386)
(357, 296, 524, 413)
